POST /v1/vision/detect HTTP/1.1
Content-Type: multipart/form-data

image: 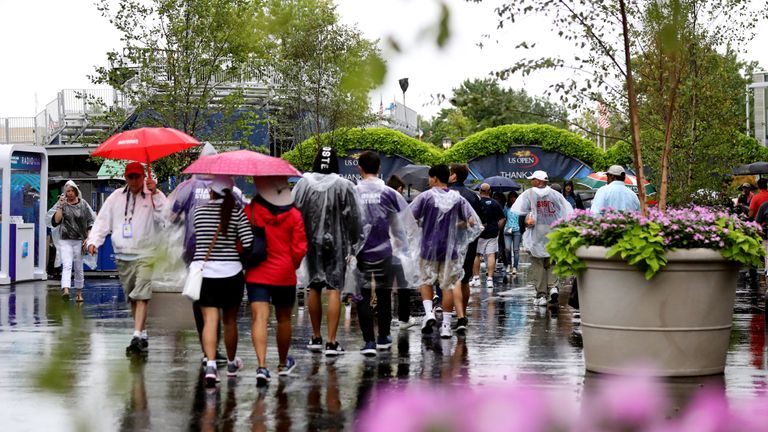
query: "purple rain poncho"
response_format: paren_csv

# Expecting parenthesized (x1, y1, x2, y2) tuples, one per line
(408, 187, 482, 286)
(293, 172, 362, 289)
(348, 177, 421, 292)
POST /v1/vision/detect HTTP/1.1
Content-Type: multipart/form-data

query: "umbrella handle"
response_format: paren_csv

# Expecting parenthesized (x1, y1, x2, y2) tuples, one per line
(145, 160, 155, 210)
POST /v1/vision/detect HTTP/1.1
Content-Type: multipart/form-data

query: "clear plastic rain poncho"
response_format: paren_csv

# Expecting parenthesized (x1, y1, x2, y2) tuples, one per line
(46, 180, 98, 269)
(293, 172, 362, 290)
(345, 177, 422, 295)
(510, 186, 574, 258)
(408, 188, 482, 287)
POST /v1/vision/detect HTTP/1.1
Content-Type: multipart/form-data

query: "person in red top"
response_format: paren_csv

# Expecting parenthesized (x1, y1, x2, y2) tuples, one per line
(749, 178, 768, 220)
(244, 176, 307, 386)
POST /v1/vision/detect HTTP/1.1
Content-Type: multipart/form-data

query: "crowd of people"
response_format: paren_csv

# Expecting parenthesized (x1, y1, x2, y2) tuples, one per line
(48, 144, 645, 389)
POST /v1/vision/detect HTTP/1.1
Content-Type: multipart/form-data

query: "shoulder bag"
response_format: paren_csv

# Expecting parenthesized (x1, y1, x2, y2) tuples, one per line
(183, 223, 221, 301)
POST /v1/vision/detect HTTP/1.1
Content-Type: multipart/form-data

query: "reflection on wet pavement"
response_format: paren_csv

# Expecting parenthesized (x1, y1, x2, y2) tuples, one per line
(1, 257, 767, 430)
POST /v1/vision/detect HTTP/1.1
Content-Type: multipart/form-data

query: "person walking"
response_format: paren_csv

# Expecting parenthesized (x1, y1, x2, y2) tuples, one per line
(473, 183, 506, 289)
(168, 143, 248, 365)
(51, 180, 95, 302)
(354, 151, 419, 356)
(511, 170, 573, 307)
(387, 175, 417, 329)
(590, 165, 640, 214)
(87, 162, 168, 356)
(293, 147, 362, 356)
(193, 175, 253, 387)
(245, 176, 307, 386)
(748, 178, 768, 220)
(503, 191, 522, 275)
(447, 163, 483, 335)
(410, 164, 481, 338)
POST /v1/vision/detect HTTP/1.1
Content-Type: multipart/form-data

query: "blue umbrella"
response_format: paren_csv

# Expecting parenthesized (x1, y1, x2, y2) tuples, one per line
(474, 176, 521, 192)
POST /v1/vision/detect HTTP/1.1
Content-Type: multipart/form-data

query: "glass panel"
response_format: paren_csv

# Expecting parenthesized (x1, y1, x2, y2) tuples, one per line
(10, 152, 42, 267)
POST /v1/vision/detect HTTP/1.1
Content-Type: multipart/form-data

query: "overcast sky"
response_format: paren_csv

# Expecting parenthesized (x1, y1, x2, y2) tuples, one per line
(1, 0, 766, 120)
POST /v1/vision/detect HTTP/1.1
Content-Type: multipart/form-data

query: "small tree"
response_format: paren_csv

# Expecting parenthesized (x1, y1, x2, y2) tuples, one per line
(267, 0, 384, 164)
(479, 0, 767, 214)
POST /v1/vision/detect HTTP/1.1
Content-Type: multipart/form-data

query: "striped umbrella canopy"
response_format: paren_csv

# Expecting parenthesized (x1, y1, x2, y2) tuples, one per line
(576, 172, 656, 195)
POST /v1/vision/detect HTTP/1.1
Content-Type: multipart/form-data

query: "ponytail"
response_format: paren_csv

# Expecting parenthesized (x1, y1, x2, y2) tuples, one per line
(214, 190, 236, 235)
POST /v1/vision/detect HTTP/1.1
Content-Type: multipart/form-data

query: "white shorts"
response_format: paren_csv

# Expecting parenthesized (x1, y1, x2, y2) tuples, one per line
(417, 259, 461, 289)
(477, 237, 499, 255)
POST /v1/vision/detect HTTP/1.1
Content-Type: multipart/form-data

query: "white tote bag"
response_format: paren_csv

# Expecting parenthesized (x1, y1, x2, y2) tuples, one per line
(182, 262, 203, 301)
(182, 224, 221, 302)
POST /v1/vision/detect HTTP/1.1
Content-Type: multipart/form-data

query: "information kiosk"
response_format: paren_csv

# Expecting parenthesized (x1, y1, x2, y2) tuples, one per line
(0, 145, 48, 284)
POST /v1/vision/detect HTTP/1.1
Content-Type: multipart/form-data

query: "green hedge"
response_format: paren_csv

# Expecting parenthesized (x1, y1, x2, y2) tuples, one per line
(442, 124, 607, 170)
(604, 141, 634, 167)
(282, 128, 443, 170)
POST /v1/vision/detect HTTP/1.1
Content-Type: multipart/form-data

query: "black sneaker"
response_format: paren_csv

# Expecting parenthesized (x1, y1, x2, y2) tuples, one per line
(455, 317, 468, 335)
(325, 341, 345, 357)
(307, 337, 323, 353)
(125, 337, 146, 356)
(549, 291, 559, 306)
(360, 341, 377, 357)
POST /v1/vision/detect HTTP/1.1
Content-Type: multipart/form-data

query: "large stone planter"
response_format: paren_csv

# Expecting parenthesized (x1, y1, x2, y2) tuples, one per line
(576, 246, 739, 376)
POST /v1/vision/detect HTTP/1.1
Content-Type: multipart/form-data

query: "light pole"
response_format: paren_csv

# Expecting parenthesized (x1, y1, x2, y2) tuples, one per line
(399, 78, 409, 131)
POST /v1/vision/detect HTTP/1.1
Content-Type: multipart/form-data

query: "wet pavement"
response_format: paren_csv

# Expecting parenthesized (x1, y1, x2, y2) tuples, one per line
(1, 254, 767, 431)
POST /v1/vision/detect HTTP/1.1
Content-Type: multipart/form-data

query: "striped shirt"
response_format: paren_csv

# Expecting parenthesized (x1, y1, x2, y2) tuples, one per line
(193, 201, 253, 262)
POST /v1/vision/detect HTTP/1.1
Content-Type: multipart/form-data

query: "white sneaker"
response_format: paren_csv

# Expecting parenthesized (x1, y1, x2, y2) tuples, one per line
(469, 276, 481, 287)
(549, 287, 559, 305)
(421, 312, 436, 335)
(486, 276, 494, 287)
(505, 265, 512, 273)
(439, 323, 452, 339)
(398, 317, 418, 329)
(534, 296, 548, 306)
(511, 267, 517, 275)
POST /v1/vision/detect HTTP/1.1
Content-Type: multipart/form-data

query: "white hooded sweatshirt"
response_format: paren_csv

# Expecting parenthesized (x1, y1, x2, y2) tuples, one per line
(510, 186, 573, 258)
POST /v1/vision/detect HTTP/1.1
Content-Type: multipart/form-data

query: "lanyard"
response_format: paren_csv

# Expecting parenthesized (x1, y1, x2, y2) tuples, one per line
(124, 190, 139, 224)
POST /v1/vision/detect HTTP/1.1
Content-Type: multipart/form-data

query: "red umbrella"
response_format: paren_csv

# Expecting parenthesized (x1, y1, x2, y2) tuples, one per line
(183, 149, 301, 177)
(92, 127, 200, 178)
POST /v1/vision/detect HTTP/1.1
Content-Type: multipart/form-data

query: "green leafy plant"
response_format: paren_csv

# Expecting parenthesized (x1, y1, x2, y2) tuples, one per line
(547, 207, 764, 279)
(442, 124, 607, 170)
(282, 127, 443, 170)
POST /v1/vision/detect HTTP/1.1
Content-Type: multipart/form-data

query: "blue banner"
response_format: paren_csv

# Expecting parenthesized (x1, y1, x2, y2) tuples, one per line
(11, 152, 42, 172)
(468, 146, 593, 181)
(338, 150, 413, 183)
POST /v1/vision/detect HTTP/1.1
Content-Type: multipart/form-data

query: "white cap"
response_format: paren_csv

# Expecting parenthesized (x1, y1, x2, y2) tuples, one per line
(607, 165, 625, 176)
(527, 170, 549, 181)
(209, 175, 234, 195)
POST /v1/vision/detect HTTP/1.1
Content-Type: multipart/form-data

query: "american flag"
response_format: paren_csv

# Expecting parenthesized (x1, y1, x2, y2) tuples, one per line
(597, 102, 611, 129)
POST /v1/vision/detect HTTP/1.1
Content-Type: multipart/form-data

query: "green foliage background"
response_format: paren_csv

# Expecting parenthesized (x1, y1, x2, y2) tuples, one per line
(442, 124, 607, 170)
(282, 127, 443, 170)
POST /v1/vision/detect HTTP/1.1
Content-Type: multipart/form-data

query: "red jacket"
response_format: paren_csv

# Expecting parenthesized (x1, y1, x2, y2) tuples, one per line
(244, 198, 308, 286)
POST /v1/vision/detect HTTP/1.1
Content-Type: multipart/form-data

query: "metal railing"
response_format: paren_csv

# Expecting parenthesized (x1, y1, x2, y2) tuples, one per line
(0, 117, 36, 144)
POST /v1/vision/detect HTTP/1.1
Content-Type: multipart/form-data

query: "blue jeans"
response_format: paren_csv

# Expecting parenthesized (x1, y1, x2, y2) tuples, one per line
(504, 231, 521, 268)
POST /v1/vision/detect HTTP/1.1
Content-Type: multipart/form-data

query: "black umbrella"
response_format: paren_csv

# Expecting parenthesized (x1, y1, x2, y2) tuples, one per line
(474, 175, 521, 192)
(732, 162, 768, 175)
(392, 164, 430, 192)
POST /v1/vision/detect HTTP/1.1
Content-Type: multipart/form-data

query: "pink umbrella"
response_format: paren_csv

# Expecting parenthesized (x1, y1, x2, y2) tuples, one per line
(182, 149, 301, 177)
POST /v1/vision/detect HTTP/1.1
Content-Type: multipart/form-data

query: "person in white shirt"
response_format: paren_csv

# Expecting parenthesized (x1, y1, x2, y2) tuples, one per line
(86, 162, 168, 357)
(511, 170, 573, 307)
(590, 165, 641, 214)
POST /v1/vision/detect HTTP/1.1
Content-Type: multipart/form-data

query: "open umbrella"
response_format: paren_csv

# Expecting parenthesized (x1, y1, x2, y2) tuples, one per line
(182, 149, 301, 177)
(576, 172, 656, 195)
(92, 127, 200, 179)
(474, 176, 521, 192)
(391, 164, 430, 192)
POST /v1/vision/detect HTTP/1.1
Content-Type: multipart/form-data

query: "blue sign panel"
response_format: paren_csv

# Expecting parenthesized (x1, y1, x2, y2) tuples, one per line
(11, 152, 42, 171)
(338, 150, 414, 183)
(468, 146, 593, 181)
